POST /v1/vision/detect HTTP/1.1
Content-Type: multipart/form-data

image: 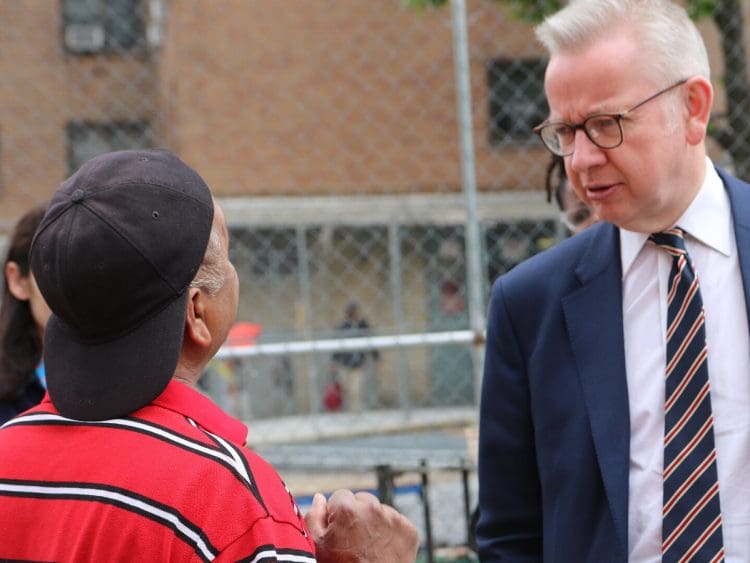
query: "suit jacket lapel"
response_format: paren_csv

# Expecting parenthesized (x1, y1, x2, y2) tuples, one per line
(562, 223, 630, 557)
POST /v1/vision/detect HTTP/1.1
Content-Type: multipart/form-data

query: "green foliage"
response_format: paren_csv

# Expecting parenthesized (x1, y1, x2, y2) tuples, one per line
(503, 0, 714, 23)
(496, 0, 563, 23)
(687, 0, 717, 19)
(403, 0, 561, 21)
(401, 0, 448, 10)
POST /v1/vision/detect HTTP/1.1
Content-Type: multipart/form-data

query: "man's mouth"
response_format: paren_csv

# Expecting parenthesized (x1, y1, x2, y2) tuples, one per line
(585, 183, 620, 201)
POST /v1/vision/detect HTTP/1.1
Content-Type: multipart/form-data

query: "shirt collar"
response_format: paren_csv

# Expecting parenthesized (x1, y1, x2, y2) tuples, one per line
(151, 380, 249, 447)
(620, 158, 731, 278)
(38, 380, 249, 447)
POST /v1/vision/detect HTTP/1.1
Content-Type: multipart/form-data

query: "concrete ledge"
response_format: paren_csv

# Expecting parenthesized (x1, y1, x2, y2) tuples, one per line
(246, 406, 477, 447)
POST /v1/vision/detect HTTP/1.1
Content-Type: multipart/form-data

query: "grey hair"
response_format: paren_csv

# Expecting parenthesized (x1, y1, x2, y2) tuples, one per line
(535, 0, 710, 84)
(189, 225, 225, 296)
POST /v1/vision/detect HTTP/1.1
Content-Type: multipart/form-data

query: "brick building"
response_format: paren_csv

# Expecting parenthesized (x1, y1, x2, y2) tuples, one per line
(0, 0, 746, 413)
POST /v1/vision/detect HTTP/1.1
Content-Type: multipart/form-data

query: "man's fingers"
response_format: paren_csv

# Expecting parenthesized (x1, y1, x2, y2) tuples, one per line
(309, 488, 420, 562)
(352, 490, 381, 507)
(303, 492, 329, 537)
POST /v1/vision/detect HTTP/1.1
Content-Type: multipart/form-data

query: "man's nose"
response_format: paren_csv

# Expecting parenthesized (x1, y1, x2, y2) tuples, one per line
(569, 128, 606, 173)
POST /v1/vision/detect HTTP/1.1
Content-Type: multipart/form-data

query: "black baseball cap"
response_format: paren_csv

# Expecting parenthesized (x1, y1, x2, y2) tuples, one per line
(30, 149, 214, 420)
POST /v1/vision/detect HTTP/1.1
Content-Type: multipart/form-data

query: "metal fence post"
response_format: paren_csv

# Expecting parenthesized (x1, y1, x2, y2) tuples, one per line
(420, 459, 435, 563)
(375, 464, 395, 507)
(296, 226, 321, 435)
(451, 0, 486, 404)
(388, 222, 412, 414)
(461, 458, 473, 547)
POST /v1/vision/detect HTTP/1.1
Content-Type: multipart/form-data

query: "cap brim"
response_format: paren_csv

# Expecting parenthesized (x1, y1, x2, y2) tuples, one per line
(45, 291, 189, 421)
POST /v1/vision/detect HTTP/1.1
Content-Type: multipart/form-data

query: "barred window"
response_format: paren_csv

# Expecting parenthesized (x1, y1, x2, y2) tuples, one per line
(66, 121, 151, 173)
(62, 0, 145, 54)
(487, 58, 548, 145)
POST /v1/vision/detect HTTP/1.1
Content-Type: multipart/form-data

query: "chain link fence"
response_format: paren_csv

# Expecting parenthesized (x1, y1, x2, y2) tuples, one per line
(2, 1, 747, 557)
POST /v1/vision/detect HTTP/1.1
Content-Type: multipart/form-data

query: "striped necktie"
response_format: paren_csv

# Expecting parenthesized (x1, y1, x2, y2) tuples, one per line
(650, 228, 724, 563)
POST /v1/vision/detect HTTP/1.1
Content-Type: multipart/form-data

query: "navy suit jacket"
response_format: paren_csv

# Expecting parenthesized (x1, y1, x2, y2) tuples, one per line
(476, 169, 750, 562)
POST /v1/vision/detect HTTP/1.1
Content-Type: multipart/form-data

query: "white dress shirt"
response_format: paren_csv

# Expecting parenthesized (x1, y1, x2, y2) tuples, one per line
(621, 159, 750, 562)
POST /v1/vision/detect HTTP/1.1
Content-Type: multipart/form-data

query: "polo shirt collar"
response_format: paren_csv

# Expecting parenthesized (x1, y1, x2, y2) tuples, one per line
(151, 380, 249, 447)
(38, 380, 249, 447)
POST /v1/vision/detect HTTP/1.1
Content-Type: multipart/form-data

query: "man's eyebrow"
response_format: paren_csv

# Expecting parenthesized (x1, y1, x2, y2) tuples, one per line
(548, 104, 621, 123)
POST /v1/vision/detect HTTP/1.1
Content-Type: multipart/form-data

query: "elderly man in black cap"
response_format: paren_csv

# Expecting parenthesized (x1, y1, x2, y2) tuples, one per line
(0, 149, 418, 562)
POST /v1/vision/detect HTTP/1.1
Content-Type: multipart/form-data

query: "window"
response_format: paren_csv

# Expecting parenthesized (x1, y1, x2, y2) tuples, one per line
(63, 0, 145, 54)
(67, 121, 151, 173)
(486, 58, 548, 145)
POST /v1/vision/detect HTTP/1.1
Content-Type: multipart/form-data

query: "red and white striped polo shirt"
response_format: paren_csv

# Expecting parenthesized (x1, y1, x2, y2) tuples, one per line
(0, 380, 316, 562)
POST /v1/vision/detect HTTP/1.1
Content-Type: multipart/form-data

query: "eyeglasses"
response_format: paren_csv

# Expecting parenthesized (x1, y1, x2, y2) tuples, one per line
(533, 79, 688, 157)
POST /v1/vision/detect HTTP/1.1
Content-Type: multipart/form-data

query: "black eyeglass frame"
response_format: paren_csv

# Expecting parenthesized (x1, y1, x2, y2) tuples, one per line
(533, 78, 689, 157)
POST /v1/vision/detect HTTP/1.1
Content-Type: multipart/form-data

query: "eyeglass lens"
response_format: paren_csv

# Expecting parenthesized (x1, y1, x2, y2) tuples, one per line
(542, 115, 622, 156)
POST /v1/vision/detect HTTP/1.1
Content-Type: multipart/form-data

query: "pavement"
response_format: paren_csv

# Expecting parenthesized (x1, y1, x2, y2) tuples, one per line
(246, 405, 478, 448)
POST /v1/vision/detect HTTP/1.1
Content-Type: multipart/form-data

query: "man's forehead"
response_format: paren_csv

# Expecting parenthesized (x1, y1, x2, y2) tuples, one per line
(544, 46, 645, 121)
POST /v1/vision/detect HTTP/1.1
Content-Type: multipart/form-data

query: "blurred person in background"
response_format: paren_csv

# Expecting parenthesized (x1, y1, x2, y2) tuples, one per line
(0, 203, 50, 424)
(331, 301, 380, 412)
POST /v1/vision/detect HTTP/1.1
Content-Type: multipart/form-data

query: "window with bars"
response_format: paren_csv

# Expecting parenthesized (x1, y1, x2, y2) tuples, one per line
(66, 121, 151, 173)
(62, 0, 146, 54)
(486, 57, 549, 146)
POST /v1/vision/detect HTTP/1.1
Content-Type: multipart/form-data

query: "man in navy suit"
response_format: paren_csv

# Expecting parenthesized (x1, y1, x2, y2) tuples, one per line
(476, 0, 750, 561)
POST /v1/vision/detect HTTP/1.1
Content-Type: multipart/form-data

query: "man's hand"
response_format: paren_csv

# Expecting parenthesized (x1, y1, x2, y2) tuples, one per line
(304, 489, 419, 562)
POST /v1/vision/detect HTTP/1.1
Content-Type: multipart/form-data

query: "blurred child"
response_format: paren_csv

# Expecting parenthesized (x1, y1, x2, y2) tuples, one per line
(0, 203, 50, 423)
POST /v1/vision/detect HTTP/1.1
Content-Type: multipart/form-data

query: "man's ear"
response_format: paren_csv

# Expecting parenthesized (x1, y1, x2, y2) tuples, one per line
(184, 287, 211, 348)
(5, 262, 32, 302)
(684, 76, 713, 146)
